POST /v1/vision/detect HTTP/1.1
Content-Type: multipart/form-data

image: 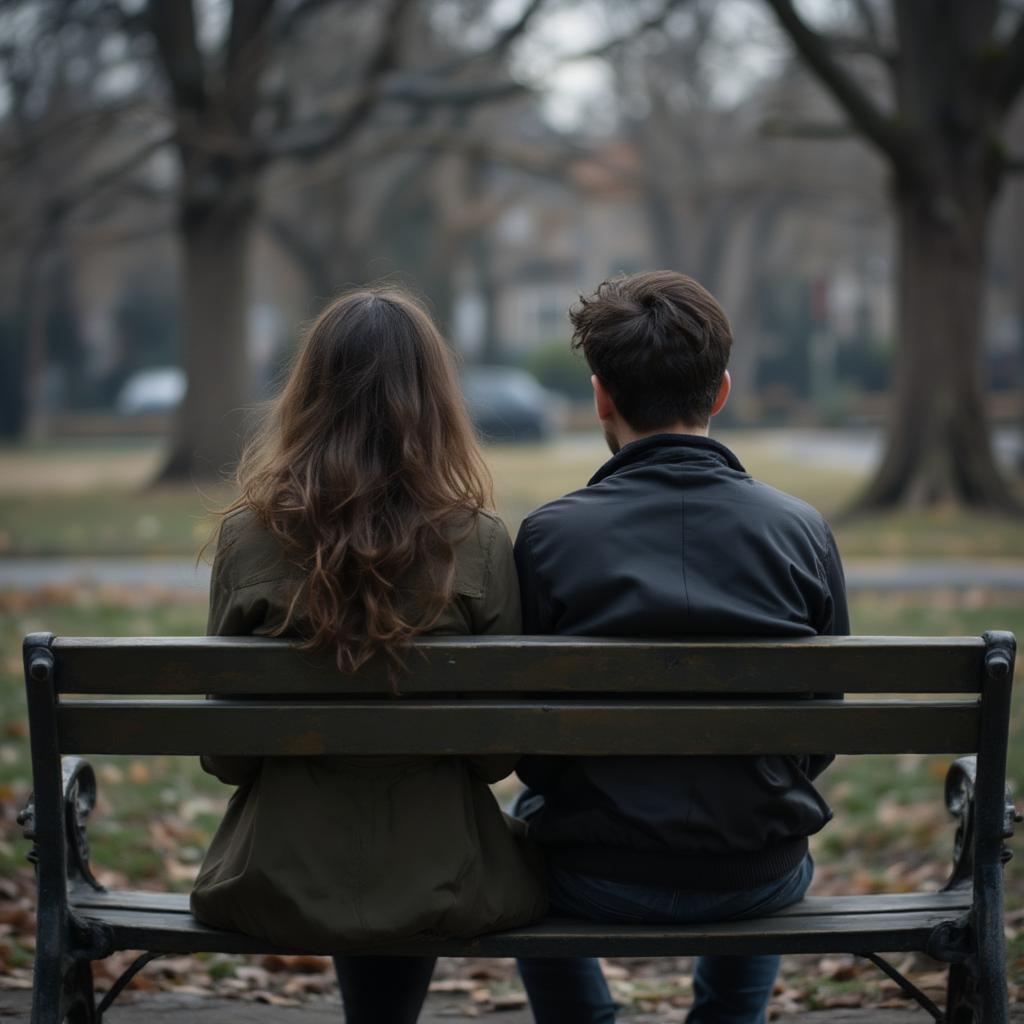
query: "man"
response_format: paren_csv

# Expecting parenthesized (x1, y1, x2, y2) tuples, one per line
(513, 270, 849, 1024)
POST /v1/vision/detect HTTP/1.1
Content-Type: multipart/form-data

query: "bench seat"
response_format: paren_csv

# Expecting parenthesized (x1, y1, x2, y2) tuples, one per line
(70, 887, 972, 959)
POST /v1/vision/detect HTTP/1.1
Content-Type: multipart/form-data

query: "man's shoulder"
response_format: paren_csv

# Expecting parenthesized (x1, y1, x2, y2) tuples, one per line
(524, 468, 827, 522)
(519, 485, 594, 540)
(520, 468, 833, 560)
(740, 477, 831, 532)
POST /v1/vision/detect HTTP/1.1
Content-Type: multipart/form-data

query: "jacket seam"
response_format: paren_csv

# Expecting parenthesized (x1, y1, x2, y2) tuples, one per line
(814, 520, 831, 591)
(229, 573, 300, 591)
(478, 513, 500, 606)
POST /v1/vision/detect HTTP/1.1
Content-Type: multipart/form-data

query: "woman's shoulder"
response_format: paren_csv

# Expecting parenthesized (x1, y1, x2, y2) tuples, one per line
(212, 506, 303, 590)
(460, 507, 510, 545)
(450, 509, 512, 599)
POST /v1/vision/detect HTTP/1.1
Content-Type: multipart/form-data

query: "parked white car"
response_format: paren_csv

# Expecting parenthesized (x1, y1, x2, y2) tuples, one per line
(116, 367, 186, 416)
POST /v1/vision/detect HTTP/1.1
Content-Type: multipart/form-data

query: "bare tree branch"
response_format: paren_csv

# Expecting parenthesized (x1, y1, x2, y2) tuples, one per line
(559, 0, 690, 63)
(145, 0, 207, 116)
(0, 128, 172, 243)
(50, 131, 173, 219)
(274, 0, 359, 41)
(275, 125, 592, 193)
(379, 77, 528, 106)
(350, 128, 596, 183)
(822, 32, 894, 63)
(764, 0, 912, 175)
(760, 118, 855, 139)
(268, 0, 534, 161)
(268, 0, 415, 161)
(37, 0, 146, 36)
(225, 0, 278, 129)
(422, 0, 548, 78)
(851, 0, 883, 51)
(0, 99, 161, 163)
(227, 0, 277, 80)
(995, 11, 1024, 111)
(481, 0, 547, 59)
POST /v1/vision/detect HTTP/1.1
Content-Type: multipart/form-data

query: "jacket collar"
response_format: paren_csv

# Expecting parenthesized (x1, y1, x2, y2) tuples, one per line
(588, 433, 746, 486)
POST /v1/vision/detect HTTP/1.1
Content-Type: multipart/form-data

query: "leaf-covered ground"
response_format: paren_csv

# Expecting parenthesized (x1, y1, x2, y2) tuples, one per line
(1, 587, 1021, 1015)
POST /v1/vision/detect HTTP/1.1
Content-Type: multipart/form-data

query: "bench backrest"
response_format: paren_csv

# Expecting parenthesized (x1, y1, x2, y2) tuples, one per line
(24, 632, 1014, 759)
(21, 631, 1016, 933)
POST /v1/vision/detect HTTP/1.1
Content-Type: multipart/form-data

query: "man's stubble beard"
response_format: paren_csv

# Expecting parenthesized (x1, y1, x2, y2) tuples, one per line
(602, 423, 621, 456)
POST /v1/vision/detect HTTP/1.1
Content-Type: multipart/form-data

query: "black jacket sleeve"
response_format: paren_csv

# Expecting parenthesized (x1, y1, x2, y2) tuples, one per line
(514, 520, 549, 635)
(819, 525, 850, 638)
(802, 524, 850, 781)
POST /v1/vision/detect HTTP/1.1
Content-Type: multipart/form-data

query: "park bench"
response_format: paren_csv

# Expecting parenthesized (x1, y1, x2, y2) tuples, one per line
(19, 630, 1018, 1024)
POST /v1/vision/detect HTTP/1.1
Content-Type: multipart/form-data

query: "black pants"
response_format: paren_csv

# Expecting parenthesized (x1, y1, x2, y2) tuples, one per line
(333, 956, 436, 1024)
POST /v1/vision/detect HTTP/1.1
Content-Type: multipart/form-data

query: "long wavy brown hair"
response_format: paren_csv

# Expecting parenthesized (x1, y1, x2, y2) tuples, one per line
(220, 285, 492, 672)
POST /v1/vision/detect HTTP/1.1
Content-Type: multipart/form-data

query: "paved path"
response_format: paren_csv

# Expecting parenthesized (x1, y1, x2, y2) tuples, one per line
(0, 556, 212, 591)
(6, 989, 1021, 1023)
(2, 556, 1024, 593)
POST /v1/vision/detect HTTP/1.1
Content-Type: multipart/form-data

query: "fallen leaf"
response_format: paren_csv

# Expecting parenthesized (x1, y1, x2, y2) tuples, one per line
(430, 979, 477, 993)
(822, 994, 863, 1008)
(491, 992, 528, 1010)
(817, 956, 857, 980)
(235, 965, 271, 987)
(259, 953, 331, 974)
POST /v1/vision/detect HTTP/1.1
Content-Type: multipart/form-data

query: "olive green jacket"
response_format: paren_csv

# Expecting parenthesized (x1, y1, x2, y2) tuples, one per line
(189, 507, 547, 951)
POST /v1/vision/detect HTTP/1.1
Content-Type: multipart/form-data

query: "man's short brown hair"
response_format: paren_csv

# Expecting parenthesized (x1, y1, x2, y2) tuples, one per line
(569, 270, 732, 432)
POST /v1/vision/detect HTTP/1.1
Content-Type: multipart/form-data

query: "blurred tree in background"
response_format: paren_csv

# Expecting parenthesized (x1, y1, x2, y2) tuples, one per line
(0, 0, 546, 479)
(766, 0, 1024, 510)
(136, 0, 542, 481)
(1, 0, 1022, 513)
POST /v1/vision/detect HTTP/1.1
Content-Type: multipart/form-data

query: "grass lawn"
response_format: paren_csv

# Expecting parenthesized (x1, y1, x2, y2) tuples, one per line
(2, 434, 1024, 557)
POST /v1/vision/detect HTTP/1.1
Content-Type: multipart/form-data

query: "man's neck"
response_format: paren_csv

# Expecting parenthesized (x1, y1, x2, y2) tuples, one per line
(614, 421, 709, 449)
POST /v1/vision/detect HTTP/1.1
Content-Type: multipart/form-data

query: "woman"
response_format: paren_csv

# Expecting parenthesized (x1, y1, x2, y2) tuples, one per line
(190, 286, 546, 1022)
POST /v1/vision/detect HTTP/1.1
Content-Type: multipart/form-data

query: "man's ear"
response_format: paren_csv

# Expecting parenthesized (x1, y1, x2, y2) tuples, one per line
(709, 371, 731, 418)
(592, 375, 616, 421)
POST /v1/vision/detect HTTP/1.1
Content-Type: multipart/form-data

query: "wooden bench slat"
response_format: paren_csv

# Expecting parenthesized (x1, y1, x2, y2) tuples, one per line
(73, 905, 968, 958)
(69, 888, 972, 920)
(51, 635, 987, 696)
(56, 699, 980, 756)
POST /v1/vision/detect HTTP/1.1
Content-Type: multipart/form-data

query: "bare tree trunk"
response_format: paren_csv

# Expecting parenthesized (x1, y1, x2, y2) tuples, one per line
(645, 186, 682, 271)
(473, 228, 501, 362)
(765, 0, 1024, 513)
(20, 233, 52, 443)
(856, 186, 1017, 510)
(263, 212, 333, 303)
(157, 183, 256, 482)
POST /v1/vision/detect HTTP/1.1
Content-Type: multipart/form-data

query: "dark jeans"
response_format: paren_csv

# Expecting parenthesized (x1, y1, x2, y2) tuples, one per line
(333, 855, 812, 1024)
(517, 854, 815, 1024)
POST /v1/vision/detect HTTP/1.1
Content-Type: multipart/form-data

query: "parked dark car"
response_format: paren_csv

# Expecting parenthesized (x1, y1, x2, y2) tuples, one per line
(461, 367, 565, 443)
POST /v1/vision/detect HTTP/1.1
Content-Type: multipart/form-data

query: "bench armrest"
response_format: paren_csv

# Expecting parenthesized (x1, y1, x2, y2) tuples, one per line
(943, 755, 1020, 891)
(18, 756, 105, 893)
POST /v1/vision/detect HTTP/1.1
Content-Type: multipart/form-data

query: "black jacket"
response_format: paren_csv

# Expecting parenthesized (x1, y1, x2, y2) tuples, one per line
(513, 433, 849, 890)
